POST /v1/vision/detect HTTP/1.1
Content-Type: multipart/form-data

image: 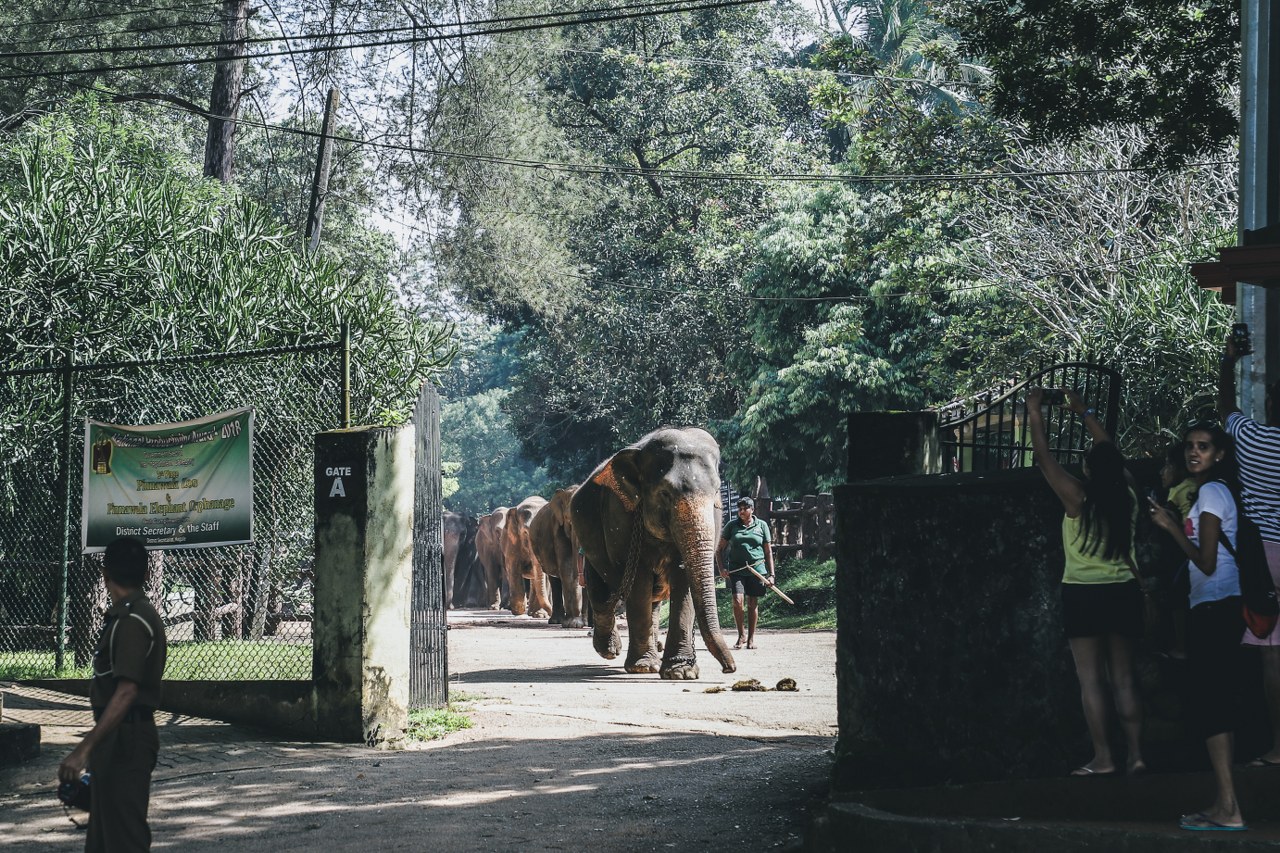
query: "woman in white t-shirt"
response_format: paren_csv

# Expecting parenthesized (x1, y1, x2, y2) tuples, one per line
(1150, 423, 1246, 832)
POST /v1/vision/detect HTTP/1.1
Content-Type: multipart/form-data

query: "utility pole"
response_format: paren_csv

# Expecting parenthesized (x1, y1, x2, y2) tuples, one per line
(1239, 1, 1280, 416)
(204, 0, 251, 182)
(305, 88, 341, 253)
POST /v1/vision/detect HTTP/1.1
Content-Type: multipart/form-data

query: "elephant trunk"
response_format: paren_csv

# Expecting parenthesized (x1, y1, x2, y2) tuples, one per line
(673, 497, 736, 674)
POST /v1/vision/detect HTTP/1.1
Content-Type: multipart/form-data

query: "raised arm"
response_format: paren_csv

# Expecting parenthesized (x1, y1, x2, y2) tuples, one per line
(1219, 335, 1241, 419)
(1027, 387, 1085, 516)
(1065, 389, 1113, 445)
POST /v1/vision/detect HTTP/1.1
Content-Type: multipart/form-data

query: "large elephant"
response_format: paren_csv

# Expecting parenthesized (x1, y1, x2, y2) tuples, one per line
(452, 519, 487, 608)
(445, 507, 476, 607)
(529, 486, 588, 628)
(442, 511, 479, 609)
(503, 496, 553, 618)
(570, 426, 735, 679)
(475, 507, 509, 610)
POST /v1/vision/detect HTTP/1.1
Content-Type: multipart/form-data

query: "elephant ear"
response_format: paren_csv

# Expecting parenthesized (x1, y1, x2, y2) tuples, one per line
(591, 449, 642, 512)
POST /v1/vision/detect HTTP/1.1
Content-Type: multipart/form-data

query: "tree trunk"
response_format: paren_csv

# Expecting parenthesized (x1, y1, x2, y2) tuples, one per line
(204, 0, 250, 182)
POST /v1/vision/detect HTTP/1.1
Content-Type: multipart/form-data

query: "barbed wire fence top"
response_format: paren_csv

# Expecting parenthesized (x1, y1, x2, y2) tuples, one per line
(0, 342, 346, 681)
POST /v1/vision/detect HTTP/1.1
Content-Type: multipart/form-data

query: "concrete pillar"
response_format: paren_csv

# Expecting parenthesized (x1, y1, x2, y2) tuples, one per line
(1240, 0, 1280, 414)
(847, 412, 941, 481)
(312, 426, 415, 746)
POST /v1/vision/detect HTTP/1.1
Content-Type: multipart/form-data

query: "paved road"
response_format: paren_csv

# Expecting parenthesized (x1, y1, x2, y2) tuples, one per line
(2, 613, 836, 852)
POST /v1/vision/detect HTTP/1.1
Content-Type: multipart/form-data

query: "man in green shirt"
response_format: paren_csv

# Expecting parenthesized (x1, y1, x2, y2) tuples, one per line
(717, 497, 775, 649)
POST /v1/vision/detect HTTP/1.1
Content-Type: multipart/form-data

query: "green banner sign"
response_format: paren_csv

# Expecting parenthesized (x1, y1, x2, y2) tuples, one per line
(81, 408, 255, 552)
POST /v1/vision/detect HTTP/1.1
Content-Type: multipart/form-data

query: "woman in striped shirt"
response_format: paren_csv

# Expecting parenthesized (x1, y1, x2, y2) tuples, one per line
(1220, 336, 1280, 768)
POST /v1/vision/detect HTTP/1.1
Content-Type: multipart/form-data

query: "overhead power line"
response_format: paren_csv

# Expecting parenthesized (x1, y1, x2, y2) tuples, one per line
(532, 43, 991, 88)
(0, 2, 216, 33)
(2, 0, 724, 57)
(96, 84, 1235, 186)
(0, 16, 222, 50)
(0, 0, 768, 77)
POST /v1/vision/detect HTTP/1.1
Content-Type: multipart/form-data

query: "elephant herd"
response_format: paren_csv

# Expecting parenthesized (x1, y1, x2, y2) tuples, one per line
(441, 426, 737, 680)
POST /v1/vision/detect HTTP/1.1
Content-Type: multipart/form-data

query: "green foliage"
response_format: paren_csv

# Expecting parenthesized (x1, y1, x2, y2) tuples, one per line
(435, 4, 828, 480)
(0, 2, 218, 129)
(713, 557, 837, 630)
(442, 388, 551, 516)
(954, 127, 1238, 455)
(0, 99, 451, 421)
(723, 8, 1022, 493)
(406, 704, 475, 741)
(940, 0, 1239, 167)
(1050, 259, 1233, 454)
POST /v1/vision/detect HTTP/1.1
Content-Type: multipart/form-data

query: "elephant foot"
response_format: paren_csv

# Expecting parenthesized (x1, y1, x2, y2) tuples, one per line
(625, 656, 662, 674)
(660, 662, 700, 680)
(593, 629, 621, 660)
(530, 607, 549, 619)
(548, 614, 562, 625)
(563, 616, 586, 629)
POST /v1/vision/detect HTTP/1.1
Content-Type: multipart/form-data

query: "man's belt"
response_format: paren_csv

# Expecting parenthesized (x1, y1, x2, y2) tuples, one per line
(92, 706, 155, 723)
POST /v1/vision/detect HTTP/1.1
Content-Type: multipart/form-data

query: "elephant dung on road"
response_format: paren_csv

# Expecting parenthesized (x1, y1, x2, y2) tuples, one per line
(475, 507, 509, 610)
(503, 496, 553, 618)
(530, 486, 588, 628)
(570, 426, 735, 679)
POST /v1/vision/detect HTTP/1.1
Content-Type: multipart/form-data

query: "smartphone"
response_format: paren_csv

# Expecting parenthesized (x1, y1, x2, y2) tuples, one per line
(1042, 389, 1067, 405)
(1232, 322, 1253, 356)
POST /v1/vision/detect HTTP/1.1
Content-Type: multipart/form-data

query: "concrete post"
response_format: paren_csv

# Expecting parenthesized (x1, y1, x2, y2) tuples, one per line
(312, 426, 415, 746)
(1240, 0, 1280, 414)
(847, 412, 941, 481)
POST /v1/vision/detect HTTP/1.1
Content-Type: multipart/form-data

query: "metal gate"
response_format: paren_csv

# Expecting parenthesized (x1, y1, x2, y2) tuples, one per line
(410, 382, 448, 708)
(936, 361, 1123, 473)
(0, 337, 349, 681)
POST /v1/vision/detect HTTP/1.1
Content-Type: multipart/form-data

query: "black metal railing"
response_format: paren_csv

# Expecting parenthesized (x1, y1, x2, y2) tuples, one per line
(937, 361, 1122, 474)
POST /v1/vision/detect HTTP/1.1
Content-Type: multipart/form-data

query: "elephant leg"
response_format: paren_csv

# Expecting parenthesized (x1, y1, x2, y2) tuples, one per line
(587, 564, 620, 660)
(623, 580, 662, 674)
(506, 563, 527, 616)
(563, 575, 586, 629)
(660, 570, 699, 680)
(528, 567, 552, 618)
(486, 561, 502, 610)
(548, 575, 564, 625)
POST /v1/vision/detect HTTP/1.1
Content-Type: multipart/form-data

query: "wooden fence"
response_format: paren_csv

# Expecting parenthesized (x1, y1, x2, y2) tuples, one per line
(753, 493, 836, 563)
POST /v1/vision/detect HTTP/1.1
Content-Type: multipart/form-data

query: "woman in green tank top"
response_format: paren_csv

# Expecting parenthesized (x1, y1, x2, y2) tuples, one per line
(1028, 387, 1143, 778)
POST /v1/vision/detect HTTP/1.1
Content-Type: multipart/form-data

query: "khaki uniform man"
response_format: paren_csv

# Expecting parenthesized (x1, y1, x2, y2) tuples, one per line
(60, 537, 167, 852)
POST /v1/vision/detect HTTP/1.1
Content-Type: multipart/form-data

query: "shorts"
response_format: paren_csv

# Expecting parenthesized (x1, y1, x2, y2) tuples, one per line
(726, 569, 767, 598)
(1060, 580, 1143, 639)
(1240, 541, 1280, 646)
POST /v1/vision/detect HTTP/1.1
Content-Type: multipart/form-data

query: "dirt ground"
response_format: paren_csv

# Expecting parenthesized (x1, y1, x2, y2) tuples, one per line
(5, 612, 837, 852)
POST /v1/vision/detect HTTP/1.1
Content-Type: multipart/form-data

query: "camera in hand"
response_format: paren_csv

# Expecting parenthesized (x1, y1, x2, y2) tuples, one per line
(1232, 322, 1253, 356)
(57, 772, 91, 811)
(1042, 389, 1068, 404)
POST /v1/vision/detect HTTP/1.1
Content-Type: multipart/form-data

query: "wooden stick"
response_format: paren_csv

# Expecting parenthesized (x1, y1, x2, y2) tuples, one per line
(763, 579, 794, 605)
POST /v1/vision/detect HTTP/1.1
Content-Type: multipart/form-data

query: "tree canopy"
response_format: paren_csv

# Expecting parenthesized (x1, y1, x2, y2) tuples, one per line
(940, 0, 1239, 167)
(0, 99, 450, 419)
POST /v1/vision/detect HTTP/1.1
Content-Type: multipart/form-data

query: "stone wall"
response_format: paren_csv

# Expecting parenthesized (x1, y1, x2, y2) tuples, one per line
(832, 463, 1267, 790)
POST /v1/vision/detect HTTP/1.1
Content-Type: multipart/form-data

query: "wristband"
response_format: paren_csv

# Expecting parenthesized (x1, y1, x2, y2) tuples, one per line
(1082, 407, 1095, 419)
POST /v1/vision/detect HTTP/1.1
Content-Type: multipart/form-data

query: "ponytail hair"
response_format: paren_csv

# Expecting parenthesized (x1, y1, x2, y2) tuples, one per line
(1076, 441, 1134, 561)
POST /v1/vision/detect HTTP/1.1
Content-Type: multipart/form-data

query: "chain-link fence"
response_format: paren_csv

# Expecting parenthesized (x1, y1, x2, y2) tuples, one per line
(0, 341, 347, 681)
